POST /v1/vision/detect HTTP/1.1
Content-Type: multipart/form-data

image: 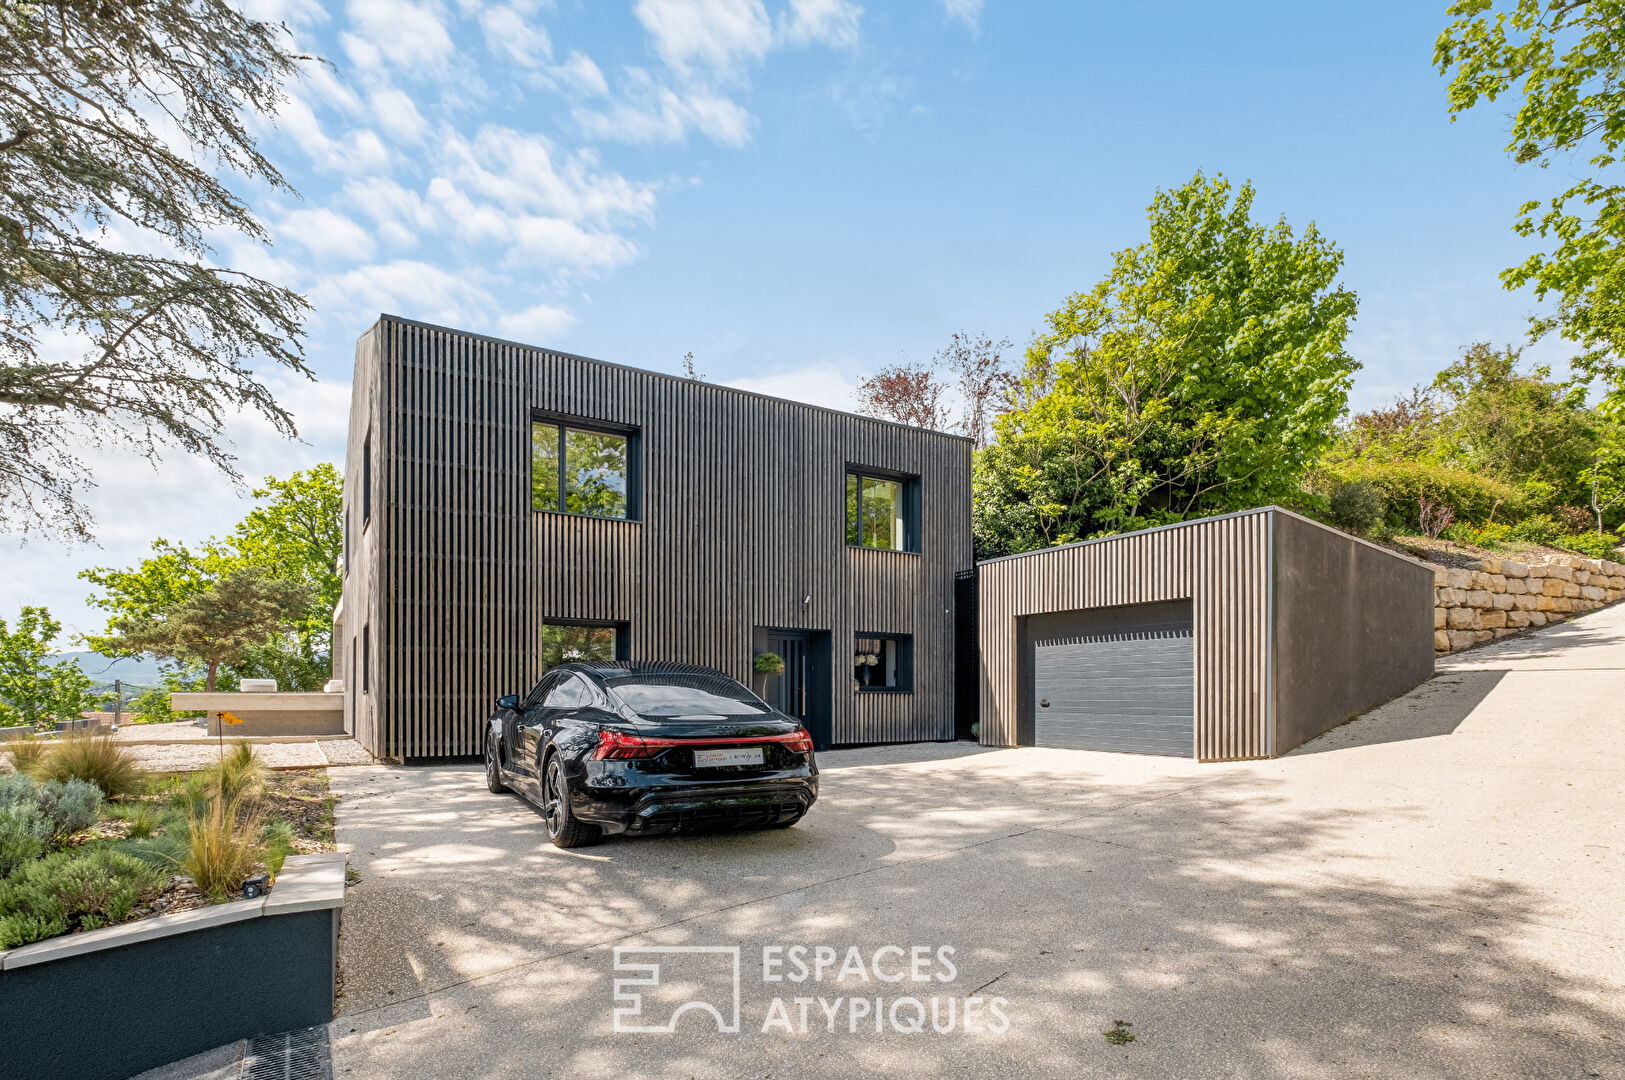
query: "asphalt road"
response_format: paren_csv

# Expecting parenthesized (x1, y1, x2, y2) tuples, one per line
(326, 604, 1625, 1079)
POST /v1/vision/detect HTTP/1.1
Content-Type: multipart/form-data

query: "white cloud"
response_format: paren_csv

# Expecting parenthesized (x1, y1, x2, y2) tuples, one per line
(550, 51, 609, 97)
(480, 3, 553, 67)
(369, 87, 427, 142)
(573, 69, 753, 145)
(346, 0, 454, 71)
(830, 70, 908, 138)
(780, 0, 862, 50)
(310, 259, 497, 326)
(942, 0, 982, 33)
(727, 362, 858, 412)
(343, 178, 437, 249)
(439, 127, 657, 228)
(280, 208, 377, 261)
(239, 0, 330, 27)
(634, 0, 773, 78)
(497, 304, 578, 344)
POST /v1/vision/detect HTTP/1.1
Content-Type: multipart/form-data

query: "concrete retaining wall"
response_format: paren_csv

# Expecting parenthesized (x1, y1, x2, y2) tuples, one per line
(1433, 554, 1625, 653)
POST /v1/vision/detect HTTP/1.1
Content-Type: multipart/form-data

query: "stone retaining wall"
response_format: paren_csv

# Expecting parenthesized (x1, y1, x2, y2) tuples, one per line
(1433, 554, 1625, 653)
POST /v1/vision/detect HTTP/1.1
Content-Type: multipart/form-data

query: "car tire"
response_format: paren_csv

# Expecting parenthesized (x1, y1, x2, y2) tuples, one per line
(485, 736, 507, 794)
(542, 754, 599, 848)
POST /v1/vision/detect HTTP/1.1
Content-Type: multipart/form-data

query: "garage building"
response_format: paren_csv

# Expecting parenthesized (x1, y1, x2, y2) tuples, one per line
(973, 506, 1435, 760)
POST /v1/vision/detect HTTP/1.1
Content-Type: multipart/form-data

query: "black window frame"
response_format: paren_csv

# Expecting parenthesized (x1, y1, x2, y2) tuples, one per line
(845, 465, 921, 554)
(853, 631, 913, 694)
(361, 624, 370, 695)
(361, 429, 373, 528)
(530, 412, 642, 521)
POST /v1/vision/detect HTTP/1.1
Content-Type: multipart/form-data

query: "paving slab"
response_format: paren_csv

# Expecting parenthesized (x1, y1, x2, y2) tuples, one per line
(328, 602, 1625, 1079)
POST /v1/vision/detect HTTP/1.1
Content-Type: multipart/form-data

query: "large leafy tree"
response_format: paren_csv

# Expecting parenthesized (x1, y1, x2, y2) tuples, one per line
(974, 173, 1358, 557)
(0, 0, 313, 540)
(1436, 1, 1625, 412)
(105, 567, 312, 693)
(0, 606, 93, 728)
(80, 464, 341, 690)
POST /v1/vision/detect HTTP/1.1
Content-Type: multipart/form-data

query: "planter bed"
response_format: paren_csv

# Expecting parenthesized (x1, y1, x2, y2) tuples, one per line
(0, 852, 345, 1080)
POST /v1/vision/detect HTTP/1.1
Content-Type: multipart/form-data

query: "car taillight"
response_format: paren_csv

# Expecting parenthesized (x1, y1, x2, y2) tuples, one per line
(782, 728, 814, 754)
(591, 729, 661, 760)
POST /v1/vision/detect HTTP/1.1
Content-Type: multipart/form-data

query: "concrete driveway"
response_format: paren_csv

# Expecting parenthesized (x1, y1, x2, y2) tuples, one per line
(328, 604, 1625, 1080)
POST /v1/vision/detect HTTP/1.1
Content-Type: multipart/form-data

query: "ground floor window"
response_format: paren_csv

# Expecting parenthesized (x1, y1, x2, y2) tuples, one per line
(854, 634, 912, 692)
(542, 620, 629, 670)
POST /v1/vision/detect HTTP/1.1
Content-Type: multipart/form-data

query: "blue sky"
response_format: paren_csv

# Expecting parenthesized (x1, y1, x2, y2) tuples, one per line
(7, 0, 1564, 637)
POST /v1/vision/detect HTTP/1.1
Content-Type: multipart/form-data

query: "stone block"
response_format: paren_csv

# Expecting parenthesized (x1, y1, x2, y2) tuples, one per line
(1473, 571, 1493, 589)
(1434, 566, 1449, 587)
(1542, 579, 1567, 597)
(1489, 575, 1507, 593)
(1494, 628, 1519, 639)
(1547, 564, 1573, 582)
(1479, 610, 1507, 629)
(1434, 630, 1450, 652)
(1492, 594, 1514, 610)
(1476, 558, 1501, 574)
(1500, 560, 1529, 577)
(1505, 578, 1527, 595)
(1583, 585, 1606, 601)
(1446, 607, 1479, 630)
(1446, 569, 1474, 590)
(1536, 596, 1557, 612)
(1528, 565, 1548, 578)
(1528, 612, 1547, 627)
(1475, 630, 1495, 644)
(1562, 582, 1581, 599)
(1447, 629, 1478, 650)
(1506, 610, 1530, 627)
(1513, 594, 1537, 610)
(1434, 607, 1447, 629)
(1467, 589, 1494, 607)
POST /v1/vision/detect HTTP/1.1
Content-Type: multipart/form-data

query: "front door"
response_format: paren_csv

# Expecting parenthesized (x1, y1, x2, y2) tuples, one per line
(753, 627, 833, 749)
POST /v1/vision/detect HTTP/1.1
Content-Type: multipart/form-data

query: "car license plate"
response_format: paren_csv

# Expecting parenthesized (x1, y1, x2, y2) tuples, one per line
(693, 747, 764, 768)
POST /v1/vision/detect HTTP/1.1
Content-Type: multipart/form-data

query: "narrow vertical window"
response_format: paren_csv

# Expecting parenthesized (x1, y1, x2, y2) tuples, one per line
(361, 624, 370, 694)
(531, 422, 560, 512)
(362, 430, 373, 526)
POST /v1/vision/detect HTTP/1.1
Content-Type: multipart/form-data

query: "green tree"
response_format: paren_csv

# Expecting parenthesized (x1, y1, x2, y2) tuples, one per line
(1431, 342, 1596, 502)
(104, 568, 312, 693)
(1584, 417, 1625, 531)
(1436, 1, 1625, 412)
(80, 464, 341, 690)
(973, 173, 1358, 557)
(0, 1, 314, 540)
(0, 608, 93, 728)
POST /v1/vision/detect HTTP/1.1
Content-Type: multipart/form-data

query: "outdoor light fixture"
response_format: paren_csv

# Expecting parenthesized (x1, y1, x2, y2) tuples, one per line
(803, 594, 810, 606)
(242, 874, 270, 899)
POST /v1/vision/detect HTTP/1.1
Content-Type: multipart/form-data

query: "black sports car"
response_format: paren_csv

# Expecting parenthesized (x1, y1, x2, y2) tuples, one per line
(484, 661, 818, 847)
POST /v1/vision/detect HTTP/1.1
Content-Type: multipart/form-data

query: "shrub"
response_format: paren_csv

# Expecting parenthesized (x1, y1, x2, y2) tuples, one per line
(33, 779, 101, 843)
(25, 735, 147, 799)
(111, 802, 160, 840)
(0, 847, 164, 947)
(207, 741, 266, 803)
(7, 740, 46, 774)
(1327, 461, 1524, 530)
(1444, 520, 1514, 549)
(1559, 532, 1623, 559)
(0, 803, 47, 878)
(1555, 504, 1595, 534)
(1328, 481, 1384, 535)
(179, 795, 264, 902)
(1510, 514, 1562, 545)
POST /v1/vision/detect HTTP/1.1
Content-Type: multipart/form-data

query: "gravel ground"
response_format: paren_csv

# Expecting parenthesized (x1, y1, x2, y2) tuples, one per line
(123, 739, 365, 773)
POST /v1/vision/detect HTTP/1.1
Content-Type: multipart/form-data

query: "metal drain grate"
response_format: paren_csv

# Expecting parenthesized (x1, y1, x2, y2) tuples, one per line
(241, 1026, 332, 1080)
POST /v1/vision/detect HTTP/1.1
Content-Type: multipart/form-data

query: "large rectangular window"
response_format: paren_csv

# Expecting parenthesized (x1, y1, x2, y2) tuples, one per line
(542, 620, 629, 670)
(532, 420, 635, 519)
(854, 634, 912, 692)
(846, 470, 918, 552)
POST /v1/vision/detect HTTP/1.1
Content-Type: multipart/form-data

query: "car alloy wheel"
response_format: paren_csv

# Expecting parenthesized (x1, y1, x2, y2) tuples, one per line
(542, 758, 565, 837)
(485, 737, 506, 794)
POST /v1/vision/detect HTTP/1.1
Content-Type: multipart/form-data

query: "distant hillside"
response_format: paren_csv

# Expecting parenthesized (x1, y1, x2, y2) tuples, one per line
(47, 651, 168, 688)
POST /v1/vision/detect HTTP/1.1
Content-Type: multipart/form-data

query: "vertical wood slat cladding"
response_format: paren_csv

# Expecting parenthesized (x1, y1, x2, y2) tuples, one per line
(976, 508, 1271, 761)
(339, 315, 972, 760)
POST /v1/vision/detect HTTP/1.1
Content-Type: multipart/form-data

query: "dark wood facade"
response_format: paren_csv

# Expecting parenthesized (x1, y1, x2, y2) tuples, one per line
(339, 315, 973, 760)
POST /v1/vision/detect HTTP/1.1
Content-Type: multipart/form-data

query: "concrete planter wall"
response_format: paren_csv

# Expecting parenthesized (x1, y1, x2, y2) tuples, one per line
(0, 726, 31, 742)
(0, 852, 345, 1080)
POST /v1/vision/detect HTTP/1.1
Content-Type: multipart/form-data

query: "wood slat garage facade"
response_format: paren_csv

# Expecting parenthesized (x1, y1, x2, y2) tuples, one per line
(975, 507, 1436, 760)
(339, 315, 973, 761)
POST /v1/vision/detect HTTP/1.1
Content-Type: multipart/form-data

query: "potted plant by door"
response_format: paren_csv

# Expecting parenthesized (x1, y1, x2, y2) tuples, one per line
(753, 652, 785, 698)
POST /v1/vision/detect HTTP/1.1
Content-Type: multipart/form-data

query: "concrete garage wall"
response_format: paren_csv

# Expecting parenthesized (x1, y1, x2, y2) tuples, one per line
(1272, 512, 1436, 756)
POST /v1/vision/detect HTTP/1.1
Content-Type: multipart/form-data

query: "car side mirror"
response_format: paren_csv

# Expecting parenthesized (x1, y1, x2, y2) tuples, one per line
(496, 694, 519, 711)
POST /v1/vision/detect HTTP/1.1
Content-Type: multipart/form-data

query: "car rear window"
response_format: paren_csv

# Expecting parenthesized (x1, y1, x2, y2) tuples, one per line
(605, 674, 769, 716)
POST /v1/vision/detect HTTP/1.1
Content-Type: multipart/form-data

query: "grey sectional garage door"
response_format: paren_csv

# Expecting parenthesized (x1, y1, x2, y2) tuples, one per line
(1027, 600, 1193, 756)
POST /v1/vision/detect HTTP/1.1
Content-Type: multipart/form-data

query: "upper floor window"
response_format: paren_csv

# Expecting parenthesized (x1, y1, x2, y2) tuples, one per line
(846, 469, 919, 552)
(361, 429, 372, 526)
(531, 418, 638, 519)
